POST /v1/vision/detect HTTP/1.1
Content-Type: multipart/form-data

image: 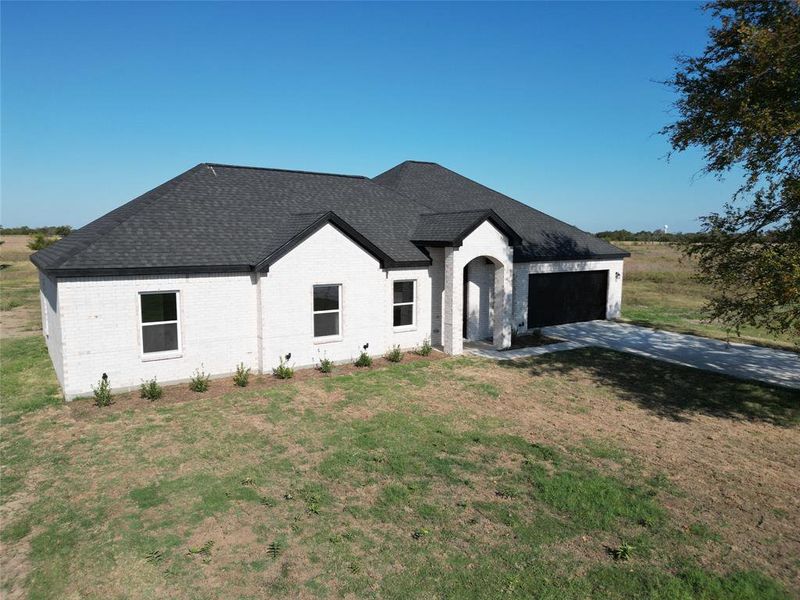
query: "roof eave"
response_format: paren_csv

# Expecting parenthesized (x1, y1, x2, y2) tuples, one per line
(513, 250, 631, 263)
(35, 264, 255, 278)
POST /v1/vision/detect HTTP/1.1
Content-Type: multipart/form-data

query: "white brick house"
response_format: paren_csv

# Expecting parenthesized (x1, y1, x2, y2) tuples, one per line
(32, 161, 628, 399)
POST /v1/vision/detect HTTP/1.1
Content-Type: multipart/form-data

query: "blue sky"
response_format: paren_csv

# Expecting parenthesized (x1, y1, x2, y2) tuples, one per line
(2, 1, 740, 232)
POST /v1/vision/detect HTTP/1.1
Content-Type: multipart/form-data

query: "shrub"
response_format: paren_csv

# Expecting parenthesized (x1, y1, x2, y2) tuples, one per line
(354, 343, 372, 368)
(92, 374, 113, 407)
(608, 541, 634, 561)
(233, 362, 251, 387)
(273, 353, 294, 379)
(140, 377, 162, 401)
(385, 345, 403, 363)
(416, 336, 433, 356)
(27, 232, 57, 251)
(317, 351, 333, 374)
(189, 366, 210, 392)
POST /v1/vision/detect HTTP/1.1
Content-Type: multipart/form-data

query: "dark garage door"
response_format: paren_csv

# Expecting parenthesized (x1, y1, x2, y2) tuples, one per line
(528, 270, 608, 328)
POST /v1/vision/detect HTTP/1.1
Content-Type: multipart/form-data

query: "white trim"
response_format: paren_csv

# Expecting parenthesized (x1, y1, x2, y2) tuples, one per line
(392, 279, 416, 330)
(138, 290, 182, 360)
(312, 283, 342, 342)
(40, 291, 49, 337)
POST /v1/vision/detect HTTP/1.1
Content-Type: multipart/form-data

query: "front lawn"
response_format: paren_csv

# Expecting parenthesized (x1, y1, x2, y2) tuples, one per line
(1, 336, 797, 599)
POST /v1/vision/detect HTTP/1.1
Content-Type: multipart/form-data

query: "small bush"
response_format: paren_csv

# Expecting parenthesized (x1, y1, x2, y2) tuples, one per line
(317, 351, 333, 374)
(233, 362, 250, 387)
(385, 345, 403, 363)
(92, 374, 113, 407)
(189, 366, 210, 392)
(140, 377, 162, 401)
(273, 354, 294, 379)
(27, 232, 57, 251)
(416, 337, 433, 356)
(608, 541, 634, 561)
(354, 351, 372, 368)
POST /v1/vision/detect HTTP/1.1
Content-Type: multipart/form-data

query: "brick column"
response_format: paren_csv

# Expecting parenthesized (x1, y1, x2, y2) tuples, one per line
(493, 262, 513, 349)
(442, 247, 463, 355)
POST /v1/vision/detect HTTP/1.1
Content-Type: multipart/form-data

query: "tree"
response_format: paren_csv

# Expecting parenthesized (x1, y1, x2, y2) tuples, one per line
(661, 0, 800, 339)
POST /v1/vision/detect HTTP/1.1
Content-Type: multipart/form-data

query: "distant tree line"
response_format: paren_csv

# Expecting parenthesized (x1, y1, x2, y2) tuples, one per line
(595, 230, 707, 243)
(0, 225, 72, 236)
(596, 229, 786, 244)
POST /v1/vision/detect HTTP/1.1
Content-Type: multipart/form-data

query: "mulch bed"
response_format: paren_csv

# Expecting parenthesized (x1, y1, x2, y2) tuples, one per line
(68, 350, 446, 419)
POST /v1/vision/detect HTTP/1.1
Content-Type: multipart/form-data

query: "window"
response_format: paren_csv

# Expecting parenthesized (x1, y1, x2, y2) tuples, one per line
(313, 285, 341, 339)
(140, 292, 180, 355)
(393, 280, 415, 328)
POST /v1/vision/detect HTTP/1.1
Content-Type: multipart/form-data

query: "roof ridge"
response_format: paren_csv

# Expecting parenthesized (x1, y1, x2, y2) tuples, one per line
(49, 165, 205, 269)
(419, 162, 601, 240)
(418, 208, 492, 217)
(204, 162, 367, 179)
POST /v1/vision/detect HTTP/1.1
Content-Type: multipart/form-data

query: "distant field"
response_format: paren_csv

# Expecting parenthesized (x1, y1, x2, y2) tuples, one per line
(0, 236, 41, 338)
(618, 242, 797, 350)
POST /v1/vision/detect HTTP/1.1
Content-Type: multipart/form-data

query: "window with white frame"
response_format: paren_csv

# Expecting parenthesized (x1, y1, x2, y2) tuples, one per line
(140, 292, 180, 355)
(313, 284, 341, 338)
(393, 280, 415, 327)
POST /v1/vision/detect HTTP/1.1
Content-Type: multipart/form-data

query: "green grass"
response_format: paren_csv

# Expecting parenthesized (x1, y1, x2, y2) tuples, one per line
(0, 284, 37, 311)
(0, 353, 795, 598)
(0, 336, 61, 421)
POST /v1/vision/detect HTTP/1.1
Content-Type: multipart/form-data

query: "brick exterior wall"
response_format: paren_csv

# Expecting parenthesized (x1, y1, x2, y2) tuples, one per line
(40, 221, 624, 400)
(39, 271, 64, 385)
(260, 223, 433, 371)
(56, 273, 259, 399)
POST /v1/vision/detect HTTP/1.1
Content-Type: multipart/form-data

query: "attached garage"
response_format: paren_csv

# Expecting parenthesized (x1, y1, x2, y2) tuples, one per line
(527, 270, 608, 327)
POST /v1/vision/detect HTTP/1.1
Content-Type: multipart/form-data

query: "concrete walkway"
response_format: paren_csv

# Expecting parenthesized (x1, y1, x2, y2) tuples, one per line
(465, 320, 800, 390)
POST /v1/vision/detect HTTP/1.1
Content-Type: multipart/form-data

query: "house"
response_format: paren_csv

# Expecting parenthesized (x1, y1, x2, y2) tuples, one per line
(31, 161, 629, 399)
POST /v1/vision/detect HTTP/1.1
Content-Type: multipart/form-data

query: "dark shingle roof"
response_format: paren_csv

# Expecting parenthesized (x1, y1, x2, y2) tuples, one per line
(374, 161, 628, 262)
(32, 160, 627, 276)
(412, 209, 521, 246)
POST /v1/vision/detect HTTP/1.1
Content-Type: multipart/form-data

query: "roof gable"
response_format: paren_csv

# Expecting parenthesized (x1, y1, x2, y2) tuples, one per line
(412, 209, 521, 247)
(255, 211, 399, 271)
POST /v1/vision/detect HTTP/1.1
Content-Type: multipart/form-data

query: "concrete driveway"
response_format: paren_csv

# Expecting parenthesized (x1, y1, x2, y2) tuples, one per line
(540, 321, 800, 390)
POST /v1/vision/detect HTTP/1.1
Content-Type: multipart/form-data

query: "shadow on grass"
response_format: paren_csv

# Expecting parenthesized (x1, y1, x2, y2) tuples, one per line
(499, 347, 799, 427)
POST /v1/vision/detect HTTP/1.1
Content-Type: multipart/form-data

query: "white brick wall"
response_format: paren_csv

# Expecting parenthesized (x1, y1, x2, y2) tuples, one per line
(428, 247, 445, 347)
(260, 223, 433, 371)
(40, 222, 625, 400)
(39, 271, 64, 386)
(57, 273, 258, 399)
(512, 259, 624, 331)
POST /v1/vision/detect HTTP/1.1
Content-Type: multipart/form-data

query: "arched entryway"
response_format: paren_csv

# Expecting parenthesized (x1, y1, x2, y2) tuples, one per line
(463, 256, 498, 343)
(442, 242, 513, 355)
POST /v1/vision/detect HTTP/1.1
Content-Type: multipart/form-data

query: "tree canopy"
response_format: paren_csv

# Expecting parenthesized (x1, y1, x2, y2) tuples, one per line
(662, 0, 800, 339)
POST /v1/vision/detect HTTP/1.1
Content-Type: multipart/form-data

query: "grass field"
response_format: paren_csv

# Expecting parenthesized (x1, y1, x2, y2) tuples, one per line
(1, 235, 799, 599)
(618, 242, 797, 350)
